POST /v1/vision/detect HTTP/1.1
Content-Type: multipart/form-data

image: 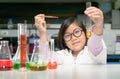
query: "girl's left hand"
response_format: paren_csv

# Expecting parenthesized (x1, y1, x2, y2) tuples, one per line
(84, 7, 104, 27)
(84, 7, 104, 35)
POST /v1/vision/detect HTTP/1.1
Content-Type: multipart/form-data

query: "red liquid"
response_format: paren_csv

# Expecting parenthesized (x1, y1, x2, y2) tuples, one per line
(20, 34, 27, 68)
(0, 60, 13, 71)
(47, 61, 57, 69)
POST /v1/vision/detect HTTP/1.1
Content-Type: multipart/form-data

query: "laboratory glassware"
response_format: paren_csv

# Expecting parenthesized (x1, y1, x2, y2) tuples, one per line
(18, 23, 28, 70)
(47, 39, 57, 69)
(0, 40, 13, 71)
(30, 40, 47, 71)
(86, 2, 92, 39)
(12, 41, 30, 70)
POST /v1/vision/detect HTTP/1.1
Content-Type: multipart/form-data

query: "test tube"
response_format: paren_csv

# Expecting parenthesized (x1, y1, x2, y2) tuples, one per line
(86, 2, 92, 39)
(47, 39, 57, 69)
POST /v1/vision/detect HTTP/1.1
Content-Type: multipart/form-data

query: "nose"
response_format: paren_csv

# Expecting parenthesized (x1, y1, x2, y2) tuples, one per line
(71, 33, 77, 41)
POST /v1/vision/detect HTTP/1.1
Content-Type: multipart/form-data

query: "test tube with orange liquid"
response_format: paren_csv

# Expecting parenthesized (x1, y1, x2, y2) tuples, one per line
(86, 2, 92, 39)
(47, 39, 57, 69)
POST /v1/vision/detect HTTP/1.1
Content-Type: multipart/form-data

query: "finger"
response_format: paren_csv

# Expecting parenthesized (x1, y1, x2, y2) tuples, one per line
(89, 13, 103, 19)
(89, 11, 103, 17)
(37, 14, 45, 20)
(34, 14, 45, 21)
(85, 7, 103, 14)
(85, 11, 103, 20)
(35, 17, 45, 26)
(85, 9, 103, 16)
(86, 7, 99, 11)
(89, 15, 103, 24)
(91, 15, 103, 19)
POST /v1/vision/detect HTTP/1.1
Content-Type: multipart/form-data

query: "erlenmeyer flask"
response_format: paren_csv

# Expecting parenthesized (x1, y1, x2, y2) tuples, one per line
(12, 41, 30, 70)
(30, 40, 47, 71)
(0, 40, 13, 71)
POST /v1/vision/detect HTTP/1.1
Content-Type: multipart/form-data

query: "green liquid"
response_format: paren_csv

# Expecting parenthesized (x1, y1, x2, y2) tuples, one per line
(13, 62, 20, 70)
(26, 62, 30, 69)
(29, 62, 47, 71)
(29, 65, 47, 71)
(13, 62, 30, 70)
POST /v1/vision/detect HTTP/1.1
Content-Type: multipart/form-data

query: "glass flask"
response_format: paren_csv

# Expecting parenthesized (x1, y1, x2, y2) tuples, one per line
(12, 41, 30, 70)
(0, 40, 13, 71)
(47, 39, 57, 69)
(86, 2, 92, 39)
(30, 40, 47, 71)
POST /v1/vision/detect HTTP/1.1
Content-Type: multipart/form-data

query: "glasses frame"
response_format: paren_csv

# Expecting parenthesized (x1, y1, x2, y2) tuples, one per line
(64, 28, 83, 42)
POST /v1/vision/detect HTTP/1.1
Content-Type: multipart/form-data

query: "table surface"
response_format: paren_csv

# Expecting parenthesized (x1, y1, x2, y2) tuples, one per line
(0, 64, 120, 79)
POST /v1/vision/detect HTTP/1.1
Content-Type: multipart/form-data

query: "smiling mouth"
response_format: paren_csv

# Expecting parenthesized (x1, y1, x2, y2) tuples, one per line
(72, 41, 80, 46)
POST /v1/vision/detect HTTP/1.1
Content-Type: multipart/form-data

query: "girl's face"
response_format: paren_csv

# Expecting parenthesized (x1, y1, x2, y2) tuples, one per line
(64, 22, 86, 53)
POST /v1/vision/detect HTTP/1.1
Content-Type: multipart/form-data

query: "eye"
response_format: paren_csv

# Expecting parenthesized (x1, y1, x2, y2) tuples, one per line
(64, 34, 71, 38)
(74, 29, 80, 34)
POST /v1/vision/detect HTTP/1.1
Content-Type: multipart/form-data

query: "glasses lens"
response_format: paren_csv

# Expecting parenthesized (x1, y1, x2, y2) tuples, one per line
(73, 29, 82, 37)
(64, 33, 71, 41)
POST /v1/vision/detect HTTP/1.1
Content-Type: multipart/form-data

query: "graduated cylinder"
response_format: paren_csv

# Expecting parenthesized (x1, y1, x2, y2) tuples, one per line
(18, 23, 27, 68)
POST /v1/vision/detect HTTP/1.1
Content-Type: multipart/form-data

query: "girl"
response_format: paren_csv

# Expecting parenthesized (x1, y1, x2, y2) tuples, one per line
(34, 7, 106, 65)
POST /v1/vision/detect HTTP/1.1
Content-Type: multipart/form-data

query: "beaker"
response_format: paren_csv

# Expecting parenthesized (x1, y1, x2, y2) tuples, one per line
(0, 40, 13, 71)
(30, 40, 47, 71)
(18, 23, 27, 69)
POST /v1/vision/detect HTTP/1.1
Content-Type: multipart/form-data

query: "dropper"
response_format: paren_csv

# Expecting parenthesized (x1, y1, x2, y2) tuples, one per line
(45, 15, 58, 18)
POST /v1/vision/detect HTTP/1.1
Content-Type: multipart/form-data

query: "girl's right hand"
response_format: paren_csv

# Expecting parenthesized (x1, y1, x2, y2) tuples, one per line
(34, 14, 47, 34)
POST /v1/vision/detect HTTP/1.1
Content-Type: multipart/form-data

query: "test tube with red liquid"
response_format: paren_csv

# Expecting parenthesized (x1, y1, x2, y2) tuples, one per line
(18, 23, 27, 69)
(86, 2, 92, 39)
(47, 39, 57, 69)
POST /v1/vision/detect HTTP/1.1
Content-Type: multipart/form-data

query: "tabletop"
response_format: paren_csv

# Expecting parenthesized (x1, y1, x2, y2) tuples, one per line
(0, 64, 120, 79)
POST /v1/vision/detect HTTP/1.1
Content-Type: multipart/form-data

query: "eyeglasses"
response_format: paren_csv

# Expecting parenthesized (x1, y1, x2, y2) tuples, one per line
(64, 28, 83, 41)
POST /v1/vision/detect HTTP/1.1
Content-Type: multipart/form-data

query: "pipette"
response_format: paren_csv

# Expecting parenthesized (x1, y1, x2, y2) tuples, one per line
(45, 15, 58, 18)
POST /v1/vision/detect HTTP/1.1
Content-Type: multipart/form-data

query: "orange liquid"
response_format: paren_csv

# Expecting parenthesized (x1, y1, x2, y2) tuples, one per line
(20, 34, 27, 68)
(86, 30, 92, 39)
(47, 61, 57, 69)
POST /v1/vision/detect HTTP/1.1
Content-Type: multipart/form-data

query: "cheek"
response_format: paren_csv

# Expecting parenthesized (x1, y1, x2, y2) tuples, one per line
(65, 41, 73, 49)
(81, 34, 86, 45)
(65, 36, 86, 49)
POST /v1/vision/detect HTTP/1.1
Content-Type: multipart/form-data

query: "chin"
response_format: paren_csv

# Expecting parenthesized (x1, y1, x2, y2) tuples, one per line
(73, 47, 83, 52)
